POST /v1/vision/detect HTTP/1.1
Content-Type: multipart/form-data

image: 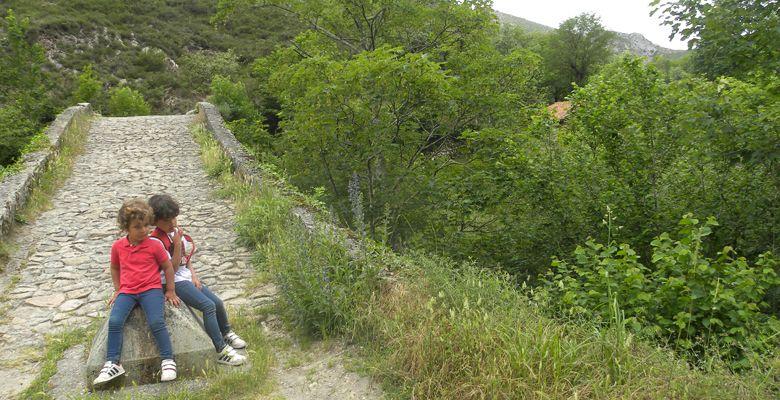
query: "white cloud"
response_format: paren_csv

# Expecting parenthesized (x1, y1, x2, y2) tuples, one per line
(492, 0, 690, 50)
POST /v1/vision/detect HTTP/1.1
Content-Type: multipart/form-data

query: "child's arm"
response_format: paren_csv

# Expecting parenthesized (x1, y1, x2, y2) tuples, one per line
(108, 262, 120, 306)
(160, 259, 180, 306)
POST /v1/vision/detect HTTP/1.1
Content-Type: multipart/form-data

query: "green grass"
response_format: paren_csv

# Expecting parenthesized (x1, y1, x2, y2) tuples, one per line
(0, 127, 52, 182)
(18, 323, 99, 400)
(0, 240, 14, 271)
(0, 273, 20, 323)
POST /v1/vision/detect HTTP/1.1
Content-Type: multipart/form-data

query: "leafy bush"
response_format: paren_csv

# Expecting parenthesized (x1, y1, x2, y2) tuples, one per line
(0, 103, 38, 165)
(225, 119, 272, 153)
(107, 86, 150, 116)
(208, 75, 255, 121)
(543, 214, 780, 366)
(71, 64, 103, 110)
(238, 186, 380, 337)
(180, 50, 240, 94)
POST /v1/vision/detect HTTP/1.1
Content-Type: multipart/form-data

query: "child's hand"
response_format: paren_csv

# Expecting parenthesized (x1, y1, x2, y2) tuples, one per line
(192, 276, 202, 290)
(108, 291, 119, 307)
(165, 290, 180, 307)
(173, 226, 184, 242)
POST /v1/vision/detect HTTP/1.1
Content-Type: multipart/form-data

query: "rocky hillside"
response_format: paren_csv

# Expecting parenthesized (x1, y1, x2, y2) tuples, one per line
(495, 10, 687, 59)
(0, 0, 300, 114)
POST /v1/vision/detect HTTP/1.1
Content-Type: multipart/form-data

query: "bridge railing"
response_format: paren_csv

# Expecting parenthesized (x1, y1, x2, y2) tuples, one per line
(0, 103, 93, 238)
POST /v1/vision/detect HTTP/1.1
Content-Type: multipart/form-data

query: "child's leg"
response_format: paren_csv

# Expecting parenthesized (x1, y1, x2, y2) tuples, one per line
(106, 294, 138, 363)
(199, 285, 231, 336)
(175, 281, 227, 351)
(137, 288, 174, 360)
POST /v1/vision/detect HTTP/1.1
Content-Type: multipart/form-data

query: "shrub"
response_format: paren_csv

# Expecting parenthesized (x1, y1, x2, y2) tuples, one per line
(208, 75, 256, 121)
(0, 103, 38, 165)
(180, 50, 240, 93)
(226, 119, 272, 153)
(543, 214, 780, 366)
(107, 86, 150, 116)
(71, 64, 103, 109)
(240, 185, 380, 337)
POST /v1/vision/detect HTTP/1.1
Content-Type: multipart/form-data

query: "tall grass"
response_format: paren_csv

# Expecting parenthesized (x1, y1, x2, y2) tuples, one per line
(195, 123, 779, 399)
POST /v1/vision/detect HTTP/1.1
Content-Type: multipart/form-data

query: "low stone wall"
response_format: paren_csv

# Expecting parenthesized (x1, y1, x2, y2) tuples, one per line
(196, 102, 264, 188)
(0, 103, 93, 237)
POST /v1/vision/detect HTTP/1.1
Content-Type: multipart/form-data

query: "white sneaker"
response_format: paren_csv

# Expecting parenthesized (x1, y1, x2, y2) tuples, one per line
(160, 359, 177, 382)
(224, 331, 247, 349)
(93, 361, 125, 385)
(217, 344, 246, 366)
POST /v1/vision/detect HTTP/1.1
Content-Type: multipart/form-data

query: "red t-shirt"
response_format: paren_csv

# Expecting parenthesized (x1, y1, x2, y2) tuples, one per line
(110, 236, 171, 294)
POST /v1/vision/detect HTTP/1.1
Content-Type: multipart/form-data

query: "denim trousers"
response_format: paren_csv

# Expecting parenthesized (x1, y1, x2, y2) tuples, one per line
(106, 288, 173, 362)
(174, 281, 231, 352)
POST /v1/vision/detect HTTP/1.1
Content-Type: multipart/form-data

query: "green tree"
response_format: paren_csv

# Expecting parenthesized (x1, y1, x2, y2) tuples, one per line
(652, 0, 780, 78)
(107, 86, 150, 116)
(0, 9, 45, 105)
(72, 64, 103, 109)
(180, 50, 240, 95)
(0, 9, 50, 166)
(542, 13, 615, 99)
(208, 75, 256, 121)
(0, 104, 38, 165)
(216, 0, 496, 57)
(268, 47, 452, 238)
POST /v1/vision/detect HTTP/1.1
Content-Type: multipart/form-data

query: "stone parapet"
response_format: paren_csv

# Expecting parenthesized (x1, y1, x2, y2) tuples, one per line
(0, 103, 93, 237)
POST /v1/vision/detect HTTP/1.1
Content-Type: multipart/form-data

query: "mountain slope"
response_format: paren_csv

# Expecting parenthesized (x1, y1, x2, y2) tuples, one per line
(495, 10, 686, 59)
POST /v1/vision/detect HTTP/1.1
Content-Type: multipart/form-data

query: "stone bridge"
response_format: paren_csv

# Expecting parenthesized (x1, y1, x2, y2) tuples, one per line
(0, 107, 380, 399)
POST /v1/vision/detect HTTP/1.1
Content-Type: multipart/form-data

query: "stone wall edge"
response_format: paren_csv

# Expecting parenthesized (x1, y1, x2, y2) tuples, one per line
(0, 103, 93, 238)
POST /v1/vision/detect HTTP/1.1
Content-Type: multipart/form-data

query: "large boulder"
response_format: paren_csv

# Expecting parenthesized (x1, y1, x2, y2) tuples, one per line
(85, 303, 215, 389)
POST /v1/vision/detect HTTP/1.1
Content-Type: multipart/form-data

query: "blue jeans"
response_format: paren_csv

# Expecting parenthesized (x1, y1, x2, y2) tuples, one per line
(174, 281, 231, 352)
(106, 288, 173, 362)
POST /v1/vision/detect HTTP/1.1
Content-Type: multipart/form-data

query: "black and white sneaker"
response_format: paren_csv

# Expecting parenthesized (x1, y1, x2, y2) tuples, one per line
(224, 331, 247, 349)
(160, 359, 177, 382)
(217, 344, 246, 366)
(93, 361, 125, 385)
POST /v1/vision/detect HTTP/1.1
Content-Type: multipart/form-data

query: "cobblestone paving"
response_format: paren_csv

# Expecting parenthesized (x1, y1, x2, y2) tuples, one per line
(0, 115, 268, 399)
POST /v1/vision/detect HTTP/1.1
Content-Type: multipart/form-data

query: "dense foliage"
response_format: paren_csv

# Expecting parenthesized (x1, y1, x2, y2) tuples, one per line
(543, 214, 779, 367)
(212, 0, 779, 370)
(2, 0, 777, 377)
(652, 0, 779, 79)
(107, 86, 151, 117)
(0, 10, 53, 168)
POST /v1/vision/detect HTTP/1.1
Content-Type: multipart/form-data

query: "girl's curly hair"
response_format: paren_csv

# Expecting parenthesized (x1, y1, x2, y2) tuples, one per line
(117, 198, 154, 231)
(148, 194, 180, 221)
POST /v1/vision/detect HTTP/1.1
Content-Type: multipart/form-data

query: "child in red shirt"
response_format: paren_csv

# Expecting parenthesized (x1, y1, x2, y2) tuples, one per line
(92, 199, 181, 386)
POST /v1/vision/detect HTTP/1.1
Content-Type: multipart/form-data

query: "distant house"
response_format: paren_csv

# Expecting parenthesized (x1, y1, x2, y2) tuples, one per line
(547, 101, 571, 121)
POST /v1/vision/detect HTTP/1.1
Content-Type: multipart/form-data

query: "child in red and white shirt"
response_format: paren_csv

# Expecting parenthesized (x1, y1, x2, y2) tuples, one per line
(148, 194, 247, 366)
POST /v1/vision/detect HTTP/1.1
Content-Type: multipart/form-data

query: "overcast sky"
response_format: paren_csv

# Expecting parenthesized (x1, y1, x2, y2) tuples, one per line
(492, 0, 690, 50)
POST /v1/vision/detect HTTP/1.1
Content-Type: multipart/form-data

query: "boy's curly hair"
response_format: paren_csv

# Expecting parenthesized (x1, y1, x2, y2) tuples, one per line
(148, 194, 180, 221)
(117, 198, 154, 231)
